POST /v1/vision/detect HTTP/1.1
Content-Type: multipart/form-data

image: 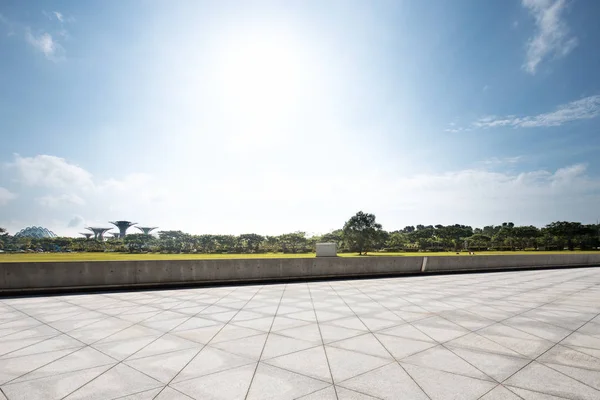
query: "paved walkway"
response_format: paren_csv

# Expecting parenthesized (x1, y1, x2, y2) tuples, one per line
(1, 268, 599, 400)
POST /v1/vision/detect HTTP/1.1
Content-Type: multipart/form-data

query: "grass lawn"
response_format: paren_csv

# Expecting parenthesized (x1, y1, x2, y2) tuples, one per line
(0, 250, 598, 262)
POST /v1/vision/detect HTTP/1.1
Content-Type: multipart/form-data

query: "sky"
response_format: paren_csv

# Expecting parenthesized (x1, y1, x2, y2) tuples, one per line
(1, 0, 600, 237)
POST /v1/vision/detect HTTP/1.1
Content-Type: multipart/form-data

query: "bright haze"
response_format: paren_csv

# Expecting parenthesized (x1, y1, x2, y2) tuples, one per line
(1, 0, 600, 236)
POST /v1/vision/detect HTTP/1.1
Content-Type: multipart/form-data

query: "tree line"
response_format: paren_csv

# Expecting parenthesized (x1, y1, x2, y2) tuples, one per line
(1, 212, 599, 255)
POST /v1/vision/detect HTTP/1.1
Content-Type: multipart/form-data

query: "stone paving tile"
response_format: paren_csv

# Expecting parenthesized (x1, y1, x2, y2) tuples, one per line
(1, 267, 600, 399)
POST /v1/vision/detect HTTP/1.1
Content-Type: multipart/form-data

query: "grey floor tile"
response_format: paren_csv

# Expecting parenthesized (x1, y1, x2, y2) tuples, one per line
(125, 348, 199, 383)
(0, 335, 83, 359)
(377, 323, 436, 342)
(401, 345, 493, 381)
(439, 310, 496, 331)
(211, 325, 265, 344)
(449, 346, 530, 382)
(325, 346, 391, 383)
(173, 346, 255, 383)
(502, 316, 573, 342)
(327, 333, 393, 359)
(283, 310, 318, 323)
(319, 324, 365, 344)
(246, 363, 330, 400)
(271, 316, 313, 332)
(3, 268, 600, 399)
(296, 386, 337, 399)
(338, 363, 428, 400)
(264, 346, 332, 382)
(544, 362, 600, 391)
(375, 333, 437, 360)
(11, 346, 116, 383)
(504, 362, 600, 400)
(507, 385, 576, 399)
(153, 387, 193, 399)
(402, 362, 497, 400)
(356, 317, 400, 332)
(0, 349, 75, 384)
(261, 333, 317, 360)
(230, 316, 275, 332)
(95, 325, 163, 343)
(210, 333, 268, 360)
(275, 323, 323, 345)
(411, 316, 470, 342)
(479, 385, 522, 399)
(172, 363, 256, 399)
(446, 332, 524, 357)
(321, 316, 368, 331)
(0, 336, 59, 357)
(538, 344, 600, 371)
(335, 386, 379, 399)
(128, 333, 201, 360)
(171, 324, 224, 344)
(92, 336, 158, 361)
(562, 332, 600, 350)
(0, 365, 111, 400)
(116, 387, 165, 399)
(63, 364, 162, 400)
(478, 324, 555, 358)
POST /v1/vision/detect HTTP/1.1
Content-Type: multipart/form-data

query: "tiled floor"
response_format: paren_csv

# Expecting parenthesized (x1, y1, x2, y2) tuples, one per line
(1, 268, 600, 400)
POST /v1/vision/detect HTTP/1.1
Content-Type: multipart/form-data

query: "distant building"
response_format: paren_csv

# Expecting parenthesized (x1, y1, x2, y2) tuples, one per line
(136, 226, 158, 235)
(86, 227, 112, 241)
(15, 226, 57, 238)
(109, 221, 137, 238)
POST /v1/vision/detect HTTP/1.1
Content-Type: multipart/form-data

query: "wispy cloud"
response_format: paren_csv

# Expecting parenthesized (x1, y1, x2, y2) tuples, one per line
(8, 154, 94, 189)
(25, 29, 64, 60)
(473, 95, 600, 129)
(53, 11, 64, 23)
(37, 193, 85, 208)
(522, 0, 577, 74)
(0, 187, 17, 206)
(483, 156, 524, 166)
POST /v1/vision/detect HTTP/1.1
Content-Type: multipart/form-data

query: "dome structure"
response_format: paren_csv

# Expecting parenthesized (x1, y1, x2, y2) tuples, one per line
(14, 226, 57, 238)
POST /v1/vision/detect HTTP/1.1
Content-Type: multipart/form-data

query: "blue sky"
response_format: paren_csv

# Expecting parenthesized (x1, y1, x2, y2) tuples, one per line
(1, 0, 600, 236)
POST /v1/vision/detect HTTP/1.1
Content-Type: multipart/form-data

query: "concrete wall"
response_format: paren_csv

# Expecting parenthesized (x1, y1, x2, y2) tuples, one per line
(424, 253, 600, 272)
(0, 256, 423, 293)
(1, 254, 599, 293)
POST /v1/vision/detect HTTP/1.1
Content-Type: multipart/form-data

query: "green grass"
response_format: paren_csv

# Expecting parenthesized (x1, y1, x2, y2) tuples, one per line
(0, 250, 598, 263)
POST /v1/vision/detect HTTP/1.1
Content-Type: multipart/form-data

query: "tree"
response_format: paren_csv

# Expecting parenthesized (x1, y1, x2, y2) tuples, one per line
(0, 227, 7, 250)
(124, 234, 154, 253)
(278, 232, 308, 253)
(545, 222, 586, 251)
(239, 234, 265, 253)
(342, 211, 383, 255)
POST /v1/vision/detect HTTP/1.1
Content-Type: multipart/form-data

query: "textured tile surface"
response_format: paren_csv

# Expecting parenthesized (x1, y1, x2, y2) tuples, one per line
(1, 267, 599, 399)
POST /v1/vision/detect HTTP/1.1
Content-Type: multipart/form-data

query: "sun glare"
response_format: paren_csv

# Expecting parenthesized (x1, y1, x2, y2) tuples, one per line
(213, 32, 319, 124)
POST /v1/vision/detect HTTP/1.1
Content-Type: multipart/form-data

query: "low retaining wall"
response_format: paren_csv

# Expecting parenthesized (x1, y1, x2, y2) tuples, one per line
(1, 254, 599, 294)
(423, 253, 600, 272)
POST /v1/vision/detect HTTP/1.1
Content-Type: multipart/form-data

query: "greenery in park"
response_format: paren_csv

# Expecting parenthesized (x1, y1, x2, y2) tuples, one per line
(1, 213, 599, 256)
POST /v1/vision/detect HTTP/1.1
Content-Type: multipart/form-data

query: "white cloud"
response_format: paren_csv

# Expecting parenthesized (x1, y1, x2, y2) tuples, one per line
(53, 11, 64, 23)
(2, 153, 600, 236)
(67, 215, 85, 228)
(0, 187, 17, 206)
(482, 156, 523, 166)
(471, 95, 600, 129)
(522, 0, 577, 74)
(8, 154, 94, 189)
(37, 193, 85, 208)
(25, 29, 64, 60)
